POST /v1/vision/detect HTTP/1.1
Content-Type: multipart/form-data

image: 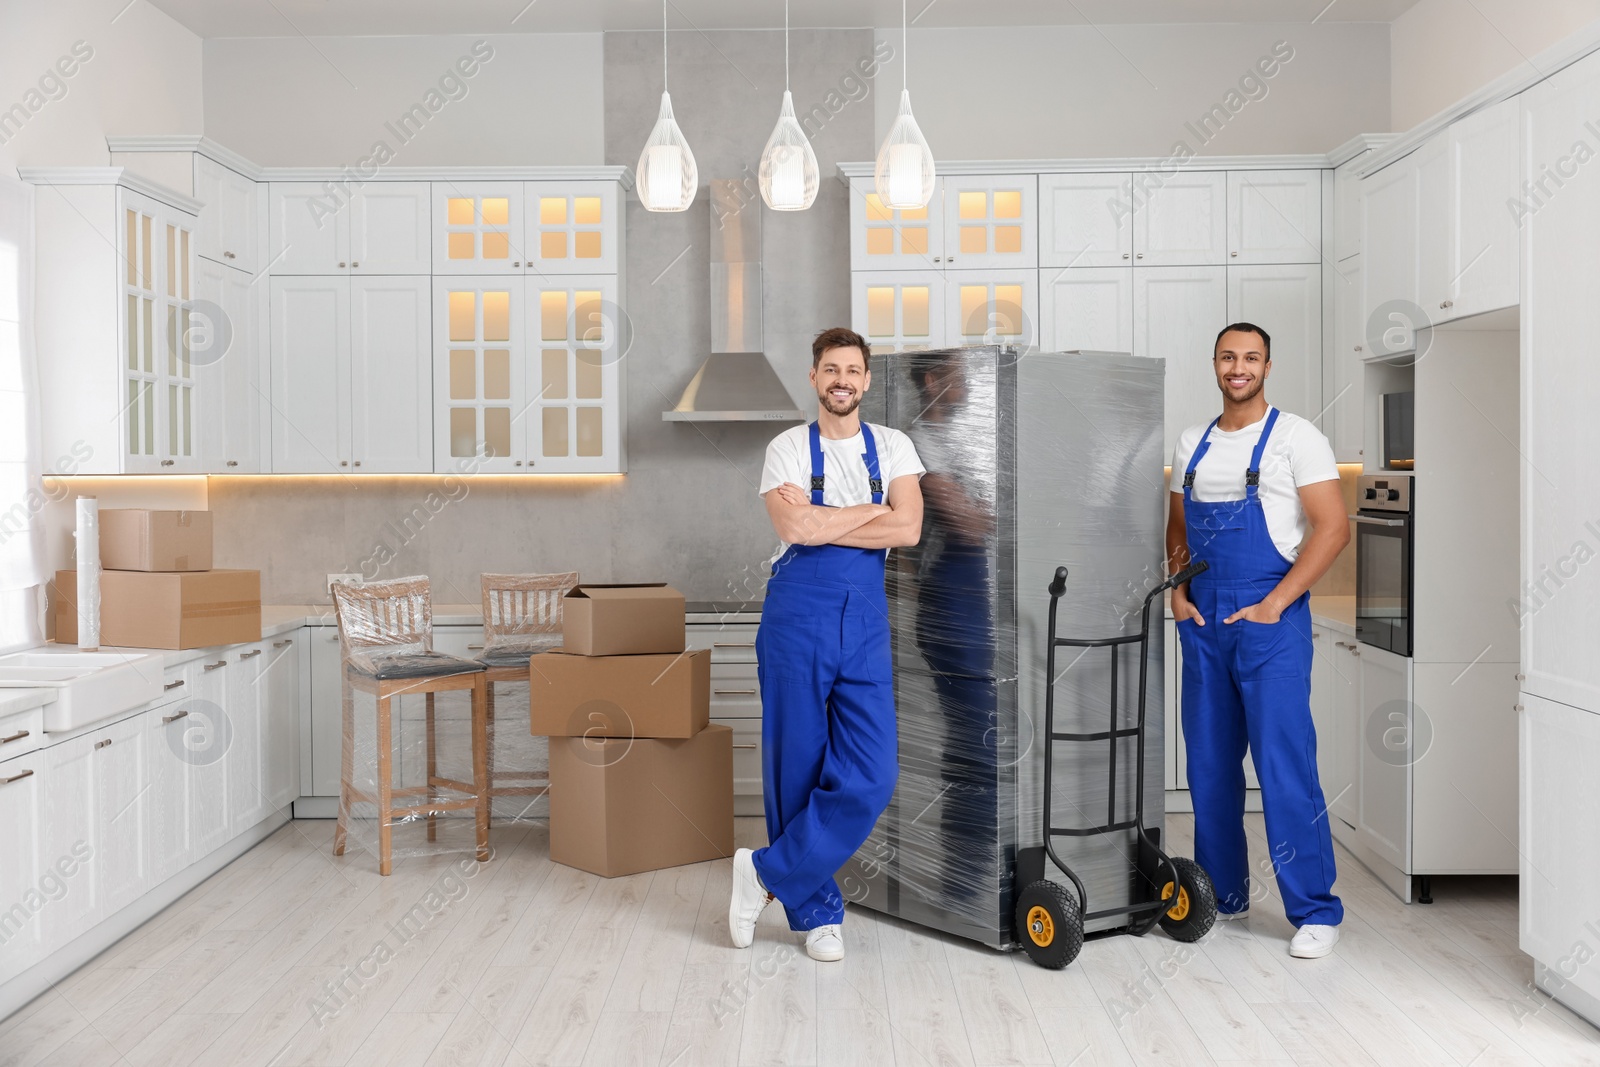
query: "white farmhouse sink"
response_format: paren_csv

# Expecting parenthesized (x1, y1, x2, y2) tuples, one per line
(0, 649, 166, 732)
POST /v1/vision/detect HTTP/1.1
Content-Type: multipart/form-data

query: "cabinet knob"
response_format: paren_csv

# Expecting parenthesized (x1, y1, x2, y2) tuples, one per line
(1122, 253, 1130, 259)
(1515, 673, 1526, 681)
(1515, 703, 1526, 712)
(340, 460, 349, 467)
(1136, 253, 1144, 259)
(1441, 299, 1453, 309)
(1231, 251, 1238, 257)
(946, 256, 956, 262)
(514, 261, 522, 267)
(1354, 345, 1363, 352)
(226, 460, 238, 467)
(160, 459, 175, 467)
(95, 738, 113, 750)
(337, 262, 346, 268)
(223, 251, 235, 260)
(351, 261, 359, 268)
(353, 461, 362, 468)
(933, 256, 942, 262)
(514, 460, 523, 467)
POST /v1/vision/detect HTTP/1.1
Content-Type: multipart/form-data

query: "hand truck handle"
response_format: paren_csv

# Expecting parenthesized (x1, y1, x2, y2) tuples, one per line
(1048, 566, 1069, 599)
(1166, 560, 1209, 590)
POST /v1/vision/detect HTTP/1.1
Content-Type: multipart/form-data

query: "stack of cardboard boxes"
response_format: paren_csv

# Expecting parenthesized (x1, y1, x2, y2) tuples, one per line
(54, 509, 261, 649)
(531, 584, 735, 877)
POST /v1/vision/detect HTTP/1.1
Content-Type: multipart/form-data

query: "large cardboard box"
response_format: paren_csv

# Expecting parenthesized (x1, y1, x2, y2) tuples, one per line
(561, 583, 685, 656)
(528, 648, 709, 739)
(549, 723, 734, 877)
(98, 509, 214, 571)
(54, 569, 262, 649)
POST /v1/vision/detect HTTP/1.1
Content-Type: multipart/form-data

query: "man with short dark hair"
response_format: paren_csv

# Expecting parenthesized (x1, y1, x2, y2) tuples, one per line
(1167, 322, 1349, 959)
(728, 327, 925, 963)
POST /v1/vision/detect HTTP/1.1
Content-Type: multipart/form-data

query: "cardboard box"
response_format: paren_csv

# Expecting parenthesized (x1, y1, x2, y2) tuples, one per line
(529, 648, 709, 739)
(561, 583, 685, 656)
(549, 723, 734, 877)
(98, 509, 213, 571)
(54, 569, 262, 649)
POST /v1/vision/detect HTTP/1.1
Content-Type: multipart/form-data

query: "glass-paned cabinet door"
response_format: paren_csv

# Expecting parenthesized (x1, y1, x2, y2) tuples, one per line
(849, 176, 942, 271)
(162, 215, 199, 471)
(524, 181, 619, 275)
(527, 275, 623, 473)
(852, 271, 947, 353)
(940, 175, 1037, 270)
(946, 270, 1038, 349)
(122, 197, 161, 472)
(432, 182, 525, 275)
(433, 279, 525, 472)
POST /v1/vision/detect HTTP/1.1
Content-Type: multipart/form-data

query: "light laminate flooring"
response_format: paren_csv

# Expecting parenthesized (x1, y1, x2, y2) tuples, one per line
(3, 813, 1596, 1067)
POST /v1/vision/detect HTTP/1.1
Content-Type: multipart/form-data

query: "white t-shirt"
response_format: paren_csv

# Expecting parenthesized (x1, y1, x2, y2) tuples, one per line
(1171, 409, 1339, 562)
(759, 423, 926, 506)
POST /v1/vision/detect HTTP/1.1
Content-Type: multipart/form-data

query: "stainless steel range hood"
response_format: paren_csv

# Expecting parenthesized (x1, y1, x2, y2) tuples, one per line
(663, 179, 806, 423)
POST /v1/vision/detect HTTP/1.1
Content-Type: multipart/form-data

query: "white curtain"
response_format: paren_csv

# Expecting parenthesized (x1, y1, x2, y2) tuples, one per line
(0, 175, 45, 653)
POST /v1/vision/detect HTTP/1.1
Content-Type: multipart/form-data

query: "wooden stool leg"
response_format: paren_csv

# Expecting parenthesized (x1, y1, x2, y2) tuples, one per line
(333, 668, 353, 857)
(473, 675, 490, 862)
(485, 680, 497, 829)
(378, 693, 394, 876)
(425, 691, 438, 843)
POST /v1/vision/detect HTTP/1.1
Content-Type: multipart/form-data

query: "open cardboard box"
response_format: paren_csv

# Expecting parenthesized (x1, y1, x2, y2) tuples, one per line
(561, 583, 686, 656)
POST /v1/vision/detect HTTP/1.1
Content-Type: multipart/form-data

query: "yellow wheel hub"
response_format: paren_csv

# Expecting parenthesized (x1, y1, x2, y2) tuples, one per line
(1026, 905, 1055, 947)
(1162, 881, 1191, 921)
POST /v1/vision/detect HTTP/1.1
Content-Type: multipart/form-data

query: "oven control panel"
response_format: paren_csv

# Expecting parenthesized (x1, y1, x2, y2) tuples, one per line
(1358, 474, 1412, 513)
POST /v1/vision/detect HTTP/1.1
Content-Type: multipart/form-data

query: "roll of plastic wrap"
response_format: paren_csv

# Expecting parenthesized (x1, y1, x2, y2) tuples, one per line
(75, 497, 100, 651)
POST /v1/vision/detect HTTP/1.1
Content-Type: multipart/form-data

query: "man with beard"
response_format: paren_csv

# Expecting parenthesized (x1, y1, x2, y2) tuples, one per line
(1167, 323, 1349, 959)
(729, 327, 925, 962)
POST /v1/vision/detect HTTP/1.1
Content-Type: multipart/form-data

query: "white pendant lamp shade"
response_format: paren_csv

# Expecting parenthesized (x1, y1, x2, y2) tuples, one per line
(759, 92, 818, 211)
(876, 89, 935, 210)
(637, 91, 698, 212)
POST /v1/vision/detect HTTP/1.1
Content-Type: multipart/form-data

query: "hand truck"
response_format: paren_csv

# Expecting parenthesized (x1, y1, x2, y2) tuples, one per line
(1014, 561, 1218, 969)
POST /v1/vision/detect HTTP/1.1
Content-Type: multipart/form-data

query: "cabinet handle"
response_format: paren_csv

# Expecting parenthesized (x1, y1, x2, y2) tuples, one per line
(223, 251, 235, 259)
(713, 642, 756, 649)
(161, 459, 175, 467)
(467, 644, 485, 650)
(1231, 251, 1238, 257)
(514, 261, 522, 267)
(1354, 344, 1363, 352)
(338, 262, 346, 268)
(1440, 299, 1453, 309)
(732, 744, 758, 750)
(0, 729, 30, 745)
(227, 460, 238, 467)
(1, 769, 34, 785)
(715, 689, 757, 696)
(340, 460, 349, 467)
(164, 679, 186, 691)
(1122, 252, 1130, 259)
(933, 256, 942, 263)
(946, 256, 956, 262)
(353, 461, 362, 468)
(163, 709, 189, 724)
(514, 460, 523, 467)
(273, 639, 293, 648)
(351, 261, 359, 268)
(1312, 631, 1322, 638)
(204, 660, 227, 671)
(1515, 673, 1526, 681)
(1515, 704, 1525, 712)
(95, 738, 113, 750)
(1136, 253, 1144, 259)
(239, 649, 262, 660)
(1351, 648, 1361, 656)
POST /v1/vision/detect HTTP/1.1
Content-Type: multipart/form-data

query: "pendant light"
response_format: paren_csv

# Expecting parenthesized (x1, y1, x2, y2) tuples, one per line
(874, 0, 935, 210)
(758, 0, 819, 211)
(636, 0, 698, 212)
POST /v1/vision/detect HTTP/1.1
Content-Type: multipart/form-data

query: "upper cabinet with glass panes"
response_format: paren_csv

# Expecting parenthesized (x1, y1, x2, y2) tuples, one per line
(848, 175, 1038, 272)
(433, 181, 620, 275)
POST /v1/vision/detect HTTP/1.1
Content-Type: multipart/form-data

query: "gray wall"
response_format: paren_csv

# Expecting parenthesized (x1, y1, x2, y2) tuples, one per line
(209, 28, 875, 605)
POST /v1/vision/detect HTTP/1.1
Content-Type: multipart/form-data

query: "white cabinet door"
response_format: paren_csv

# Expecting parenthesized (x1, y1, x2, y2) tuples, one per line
(1039, 266, 1133, 353)
(853, 271, 946, 353)
(432, 182, 525, 274)
(147, 703, 194, 884)
(849, 176, 943, 271)
(186, 656, 233, 858)
(526, 181, 621, 275)
(263, 634, 303, 812)
(119, 190, 202, 474)
(1415, 134, 1453, 321)
(1357, 644, 1412, 874)
(1329, 638, 1360, 828)
(0, 750, 45, 982)
(227, 643, 267, 835)
(526, 275, 625, 473)
(1226, 170, 1321, 264)
(946, 270, 1037, 348)
(940, 175, 1037, 270)
(1133, 171, 1226, 266)
(350, 276, 433, 473)
(1451, 97, 1521, 319)
(1359, 154, 1420, 357)
(1333, 158, 1365, 262)
(268, 183, 350, 275)
(350, 183, 432, 275)
(40, 732, 100, 936)
(1133, 266, 1227, 456)
(1412, 661, 1518, 873)
(1226, 264, 1321, 426)
(195, 155, 260, 274)
(196, 258, 263, 473)
(1038, 173, 1133, 268)
(1325, 257, 1364, 463)
(91, 714, 149, 920)
(309, 627, 344, 797)
(269, 277, 348, 473)
(435, 277, 526, 473)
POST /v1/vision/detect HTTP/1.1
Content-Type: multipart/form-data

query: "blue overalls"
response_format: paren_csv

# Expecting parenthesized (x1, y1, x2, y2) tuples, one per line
(752, 422, 900, 932)
(1177, 408, 1343, 927)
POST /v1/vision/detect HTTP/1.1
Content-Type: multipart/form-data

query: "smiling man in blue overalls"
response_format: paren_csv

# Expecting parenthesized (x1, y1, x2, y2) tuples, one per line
(1167, 322, 1351, 959)
(729, 327, 925, 963)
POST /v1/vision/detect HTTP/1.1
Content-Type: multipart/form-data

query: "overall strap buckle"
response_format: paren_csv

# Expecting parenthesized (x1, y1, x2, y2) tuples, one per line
(1245, 469, 1261, 486)
(1182, 471, 1196, 488)
(869, 477, 884, 494)
(810, 475, 825, 491)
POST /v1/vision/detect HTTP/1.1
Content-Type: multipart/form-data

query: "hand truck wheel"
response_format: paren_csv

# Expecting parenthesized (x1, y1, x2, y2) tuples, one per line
(1015, 880, 1084, 969)
(1157, 856, 1217, 943)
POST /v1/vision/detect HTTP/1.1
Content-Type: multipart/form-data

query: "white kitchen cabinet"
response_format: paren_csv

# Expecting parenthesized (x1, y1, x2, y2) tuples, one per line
(147, 702, 194, 884)
(262, 634, 303, 812)
(1449, 98, 1521, 318)
(853, 271, 946, 352)
(1328, 636, 1361, 828)
(269, 275, 432, 473)
(848, 175, 942, 270)
(1038, 173, 1133, 268)
(0, 749, 44, 981)
(1133, 171, 1227, 266)
(227, 643, 267, 835)
(433, 181, 620, 275)
(1226, 170, 1321, 264)
(309, 627, 344, 798)
(1415, 134, 1453, 322)
(1333, 158, 1366, 262)
(1226, 263, 1321, 428)
(38, 731, 99, 937)
(939, 175, 1037, 270)
(187, 654, 233, 859)
(1412, 661, 1518, 873)
(194, 155, 262, 275)
(1325, 257, 1364, 462)
(435, 277, 523, 473)
(1356, 644, 1412, 876)
(1360, 152, 1420, 357)
(1039, 267, 1133, 353)
(946, 270, 1037, 348)
(1133, 265, 1227, 456)
(433, 182, 522, 274)
(195, 257, 264, 473)
(86, 714, 150, 923)
(269, 182, 430, 275)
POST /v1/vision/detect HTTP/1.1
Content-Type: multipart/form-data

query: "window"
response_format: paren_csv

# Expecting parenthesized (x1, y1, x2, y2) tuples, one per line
(0, 177, 44, 652)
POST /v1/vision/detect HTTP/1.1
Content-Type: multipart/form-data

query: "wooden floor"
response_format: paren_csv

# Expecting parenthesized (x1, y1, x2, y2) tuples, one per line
(3, 812, 1597, 1067)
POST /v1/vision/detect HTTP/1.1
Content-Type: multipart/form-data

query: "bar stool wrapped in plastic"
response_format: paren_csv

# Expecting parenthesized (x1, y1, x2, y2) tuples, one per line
(330, 576, 489, 875)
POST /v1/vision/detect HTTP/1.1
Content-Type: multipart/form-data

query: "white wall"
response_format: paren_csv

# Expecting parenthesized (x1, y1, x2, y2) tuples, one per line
(202, 34, 605, 167)
(1392, 0, 1600, 129)
(0, 0, 201, 174)
(871, 23, 1390, 160)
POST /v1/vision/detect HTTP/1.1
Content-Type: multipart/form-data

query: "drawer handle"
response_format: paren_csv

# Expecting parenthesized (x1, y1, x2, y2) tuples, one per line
(713, 642, 756, 649)
(715, 689, 757, 696)
(204, 660, 227, 671)
(95, 738, 113, 750)
(1312, 631, 1322, 638)
(1, 768, 34, 785)
(273, 640, 293, 649)
(732, 744, 758, 750)
(163, 710, 190, 724)
(240, 649, 262, 660)
(0, 729, 29, 745)
(164, 679, 186, 691)
(467, 644, 485, 650)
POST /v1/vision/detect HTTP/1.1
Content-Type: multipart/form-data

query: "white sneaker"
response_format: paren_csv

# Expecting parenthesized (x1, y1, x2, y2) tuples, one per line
(1289, 924, 1340, 958)
(1216, 907, 1249, 922)
(805, 924, 844, 962)
(729, 848, 773, 949)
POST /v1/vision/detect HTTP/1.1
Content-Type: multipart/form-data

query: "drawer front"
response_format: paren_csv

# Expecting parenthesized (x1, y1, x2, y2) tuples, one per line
(687, 623, 759, 662)
(0, 705, 45, 758)
(710, 664, 761, 718)
(714, 716, 763, 797)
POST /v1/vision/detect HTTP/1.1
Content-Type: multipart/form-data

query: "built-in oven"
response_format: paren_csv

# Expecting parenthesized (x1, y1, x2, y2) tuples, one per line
(1353, 474, 1413, 657)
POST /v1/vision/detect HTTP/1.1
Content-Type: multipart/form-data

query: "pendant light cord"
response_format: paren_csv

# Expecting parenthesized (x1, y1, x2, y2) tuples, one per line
(662, 0, 669, 92)
(784, 0, 790, 91)
(902, 0, 907, 91)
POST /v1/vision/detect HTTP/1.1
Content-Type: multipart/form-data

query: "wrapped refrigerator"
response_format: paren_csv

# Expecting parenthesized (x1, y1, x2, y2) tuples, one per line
(843, 345, 1168, 948)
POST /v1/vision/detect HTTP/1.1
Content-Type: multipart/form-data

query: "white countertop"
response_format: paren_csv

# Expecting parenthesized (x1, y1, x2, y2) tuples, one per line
(0, 687, 56, 718)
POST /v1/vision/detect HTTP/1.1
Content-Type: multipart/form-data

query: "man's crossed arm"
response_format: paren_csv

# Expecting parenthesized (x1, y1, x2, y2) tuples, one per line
(763, 474, 924, 550)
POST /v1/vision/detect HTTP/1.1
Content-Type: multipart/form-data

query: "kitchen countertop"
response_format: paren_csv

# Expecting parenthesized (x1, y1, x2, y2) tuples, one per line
(0, 686, 56, 718)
